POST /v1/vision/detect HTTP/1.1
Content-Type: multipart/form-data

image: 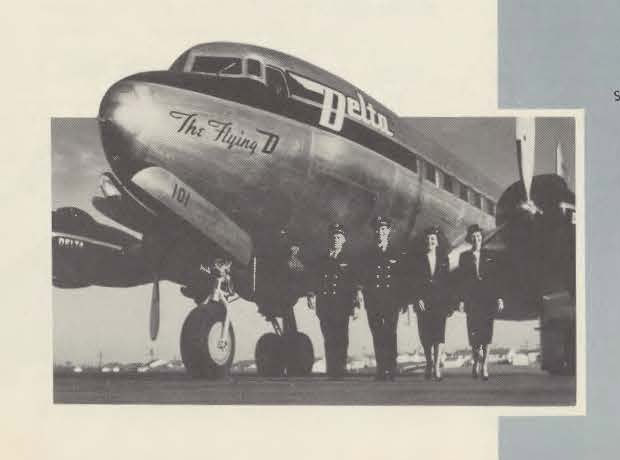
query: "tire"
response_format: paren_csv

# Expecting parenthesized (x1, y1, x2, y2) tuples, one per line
(285, 332, 314, 376)
(180, 302, 235, 379)
(255, 333, 285, 377)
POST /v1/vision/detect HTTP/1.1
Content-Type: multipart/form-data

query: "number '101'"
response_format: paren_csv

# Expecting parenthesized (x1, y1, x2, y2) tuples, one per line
(172, 183, 190, 207)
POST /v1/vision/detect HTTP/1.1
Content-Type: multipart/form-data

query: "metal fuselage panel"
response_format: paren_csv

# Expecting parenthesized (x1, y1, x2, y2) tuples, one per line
(100, 77, 494, 259)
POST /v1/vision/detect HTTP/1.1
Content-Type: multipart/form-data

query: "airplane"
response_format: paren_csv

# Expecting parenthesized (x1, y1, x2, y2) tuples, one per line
(52, 42, 576, 379)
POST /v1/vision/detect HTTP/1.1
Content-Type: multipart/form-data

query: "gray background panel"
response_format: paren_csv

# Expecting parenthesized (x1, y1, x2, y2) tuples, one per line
(499, 0, 619, 458)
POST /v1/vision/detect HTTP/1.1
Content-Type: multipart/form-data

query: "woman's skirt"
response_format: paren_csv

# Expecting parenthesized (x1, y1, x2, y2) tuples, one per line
(416, 310, 447, 346)
(466, 307, 494, 346)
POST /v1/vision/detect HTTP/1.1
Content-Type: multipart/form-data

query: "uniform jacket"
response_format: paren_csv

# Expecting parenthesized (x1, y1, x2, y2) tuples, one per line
(456, 249, 500, 312)
(358, 244, 405, 309)
(405, 250, 451, 314)
(307, 250, 358, 318)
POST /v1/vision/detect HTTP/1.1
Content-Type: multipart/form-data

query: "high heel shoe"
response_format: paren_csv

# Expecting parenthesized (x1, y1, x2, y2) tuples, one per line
(482, 365, 489, 381)
(424, 364, 432, 380)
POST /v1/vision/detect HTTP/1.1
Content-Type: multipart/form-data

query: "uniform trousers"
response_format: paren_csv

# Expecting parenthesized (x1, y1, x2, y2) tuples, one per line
(366, 298, 399, 374)
(318, 304, 350, 377)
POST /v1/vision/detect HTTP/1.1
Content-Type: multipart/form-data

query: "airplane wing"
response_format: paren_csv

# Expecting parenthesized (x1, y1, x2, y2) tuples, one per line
(52, 207, 152, 288)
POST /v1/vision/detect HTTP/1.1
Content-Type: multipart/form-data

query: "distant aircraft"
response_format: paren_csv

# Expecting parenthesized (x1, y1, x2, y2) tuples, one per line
(52, 42, 576, 378)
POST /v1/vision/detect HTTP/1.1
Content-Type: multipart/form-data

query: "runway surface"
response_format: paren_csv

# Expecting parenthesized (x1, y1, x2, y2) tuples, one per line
(54, 365, 575, 405)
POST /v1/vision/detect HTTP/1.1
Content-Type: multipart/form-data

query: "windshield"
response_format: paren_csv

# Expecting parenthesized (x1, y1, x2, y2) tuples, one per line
(191, 56, 242, 75)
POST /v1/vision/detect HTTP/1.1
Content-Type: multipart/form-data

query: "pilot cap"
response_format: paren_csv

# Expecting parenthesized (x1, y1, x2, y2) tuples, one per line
(423, 225, 441, 237)
(328, 223, 346, 237)
(466, 224, 483, 242)
(372, 216, 392, 229)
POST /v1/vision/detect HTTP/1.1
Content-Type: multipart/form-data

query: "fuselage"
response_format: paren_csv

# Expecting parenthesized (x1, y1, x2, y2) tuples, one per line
(98, 42, 498, 262)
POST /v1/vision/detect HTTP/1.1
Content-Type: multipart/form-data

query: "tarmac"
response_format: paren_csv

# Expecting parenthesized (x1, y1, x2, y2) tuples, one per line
(54, 365, 575, 405)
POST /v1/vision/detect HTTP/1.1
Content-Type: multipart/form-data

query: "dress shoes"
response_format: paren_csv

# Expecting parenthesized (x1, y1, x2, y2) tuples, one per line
(424, 365, 432, 380)
(472, 362, 479, 379)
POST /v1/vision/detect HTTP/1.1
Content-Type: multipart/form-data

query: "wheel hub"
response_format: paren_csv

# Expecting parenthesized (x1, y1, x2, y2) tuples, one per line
(207, 322, 232, 365)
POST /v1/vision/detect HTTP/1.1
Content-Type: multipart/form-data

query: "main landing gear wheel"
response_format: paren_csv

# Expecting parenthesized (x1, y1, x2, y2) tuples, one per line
(255, 331, 315, 377)
(284, 332, 314, 377)
(255, 333, 285, 377)
(180, 301, 235, 379)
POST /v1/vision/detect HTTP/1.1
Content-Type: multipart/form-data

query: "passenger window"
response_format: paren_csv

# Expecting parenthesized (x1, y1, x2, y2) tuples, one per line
(247, 59, 262, 77)
(472, 191, 482, 209)
(425, 163, 437, 184)
(443, 173, 453, 193)
(486, 199, 496, 216)
(406, 154, 418, 174)
(460, 183, 469, 202)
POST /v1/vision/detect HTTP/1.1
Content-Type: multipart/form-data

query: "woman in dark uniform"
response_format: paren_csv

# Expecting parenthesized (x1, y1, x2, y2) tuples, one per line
(457, 224, 504, 380)
(406, 226, 451, 381)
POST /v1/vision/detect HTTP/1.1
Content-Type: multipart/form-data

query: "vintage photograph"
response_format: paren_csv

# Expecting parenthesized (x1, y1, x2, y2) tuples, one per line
(52, 42, 578, 405)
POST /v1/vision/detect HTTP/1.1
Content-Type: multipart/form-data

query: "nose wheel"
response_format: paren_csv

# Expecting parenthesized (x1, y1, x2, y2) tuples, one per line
(180, 301, 235, 379)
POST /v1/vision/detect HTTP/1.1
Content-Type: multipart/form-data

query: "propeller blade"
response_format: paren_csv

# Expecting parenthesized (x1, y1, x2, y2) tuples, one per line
(556, 142, 567, 179)
(149, 277, 160, 341)
(515, 117, 536, 203)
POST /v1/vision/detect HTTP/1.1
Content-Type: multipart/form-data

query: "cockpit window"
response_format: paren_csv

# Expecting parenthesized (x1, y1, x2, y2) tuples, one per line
(247, 59, 262, 77)
(191, 56, 242, 75)
(266, 66, 289, 98)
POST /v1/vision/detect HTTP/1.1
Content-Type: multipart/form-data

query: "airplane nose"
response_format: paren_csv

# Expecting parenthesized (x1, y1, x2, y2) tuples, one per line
(98, 79, 152, 180)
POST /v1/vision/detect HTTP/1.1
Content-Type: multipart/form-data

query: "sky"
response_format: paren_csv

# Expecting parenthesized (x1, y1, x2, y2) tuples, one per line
(51, 113, 576, 365)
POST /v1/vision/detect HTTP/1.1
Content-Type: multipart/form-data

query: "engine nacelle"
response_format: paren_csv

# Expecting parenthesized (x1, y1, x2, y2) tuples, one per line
(496, 174, 575, 298)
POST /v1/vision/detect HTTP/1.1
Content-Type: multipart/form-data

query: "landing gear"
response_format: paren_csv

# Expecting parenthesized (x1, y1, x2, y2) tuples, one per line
(255, 332, 285, 377)
(180, 301, 235, 379)
(284, 331, 314, 376)
(255, 311, 314, 377)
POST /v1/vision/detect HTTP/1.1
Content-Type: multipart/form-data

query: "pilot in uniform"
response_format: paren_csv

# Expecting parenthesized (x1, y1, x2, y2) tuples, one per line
(306, 223, 363, 379)
(457, 224, 504, 380)
(406, 226, 452, 381)
(359, 217, 404, 381)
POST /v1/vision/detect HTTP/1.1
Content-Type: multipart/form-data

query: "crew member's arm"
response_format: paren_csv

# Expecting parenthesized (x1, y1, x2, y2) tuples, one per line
(305, 257, 318, 311)
(306, 292, 317, 310)
(351, 258, 365, 319)
(488, 254, 504, 313)
(352, 287, 364, 320)
(405, 253, 421, 313)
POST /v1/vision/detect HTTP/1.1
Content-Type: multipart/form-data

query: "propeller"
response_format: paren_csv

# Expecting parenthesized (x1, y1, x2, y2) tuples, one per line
(149, 274, 160, 341)
(515, 117, 541, 215)
(556, 142, 568, 179)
